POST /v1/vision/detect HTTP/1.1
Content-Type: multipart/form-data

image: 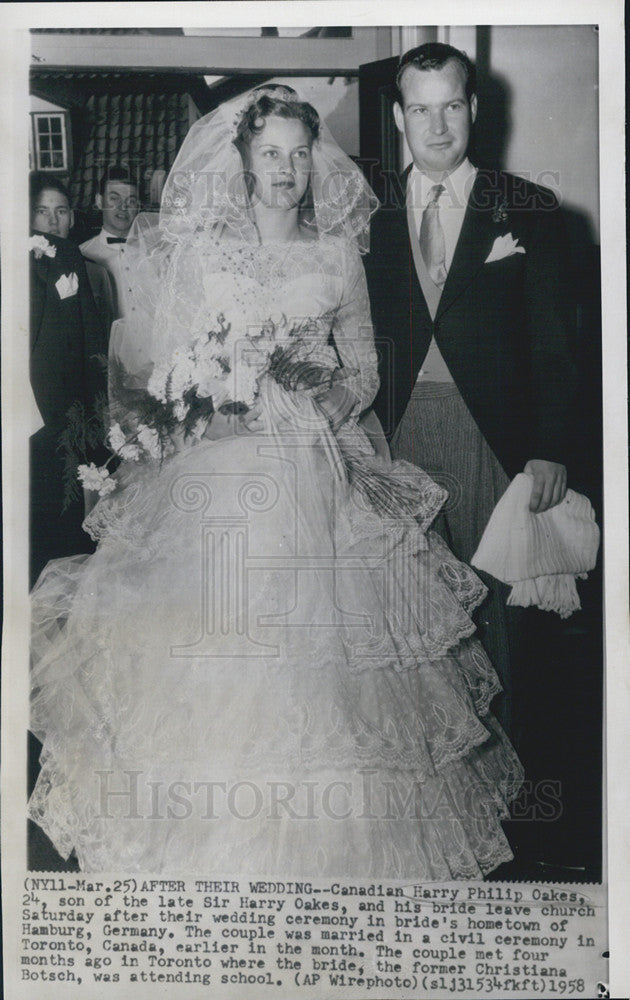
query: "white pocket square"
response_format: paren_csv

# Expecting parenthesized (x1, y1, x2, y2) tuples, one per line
(484, 234, 526, 264)
(55, 272, 79, 299)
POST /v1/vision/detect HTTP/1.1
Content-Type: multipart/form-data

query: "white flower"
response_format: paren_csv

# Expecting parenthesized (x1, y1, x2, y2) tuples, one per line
(193, 343, 225, 376)
(220, 325, 250, 361)
(29, 234, 57, 259)
(107, 422, 127, 452)
(150, 313, 325, 425)
(168, 353, 196, 401)
(173, 400, 189, 422)
(147, 363, 172, 402)
(232, 364, 261, 408)
(191, 332, 214, 355)
(136, 424, 162, 459)
(119, 442, 141, 461)
(78, 463, 117, 496)
(107, 422, 141, 461)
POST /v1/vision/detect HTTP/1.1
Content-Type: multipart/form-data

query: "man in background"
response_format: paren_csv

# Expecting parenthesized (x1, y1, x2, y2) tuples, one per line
(30, 173, 115, 336)
(29, 177, 113, 870)
(29, 181, 108, 586)
(80, 164, 140, 319)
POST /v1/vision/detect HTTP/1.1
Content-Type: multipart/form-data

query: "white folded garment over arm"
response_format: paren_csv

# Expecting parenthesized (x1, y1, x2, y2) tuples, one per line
(471, 473, 600, 618)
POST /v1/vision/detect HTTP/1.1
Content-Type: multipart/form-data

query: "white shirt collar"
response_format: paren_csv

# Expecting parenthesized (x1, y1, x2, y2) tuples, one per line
(408, 158, 477, 210)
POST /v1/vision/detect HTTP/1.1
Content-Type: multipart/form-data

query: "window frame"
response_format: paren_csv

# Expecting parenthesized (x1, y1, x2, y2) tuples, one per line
(31, 111, 70, 172)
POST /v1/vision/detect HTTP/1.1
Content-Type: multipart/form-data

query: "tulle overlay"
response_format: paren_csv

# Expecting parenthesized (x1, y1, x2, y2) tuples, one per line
(30, 237, 523, 876)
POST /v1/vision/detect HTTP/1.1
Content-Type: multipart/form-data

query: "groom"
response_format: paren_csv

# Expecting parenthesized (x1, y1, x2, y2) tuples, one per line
(30, 223, 107, 587)
(365, 43, 577, 735)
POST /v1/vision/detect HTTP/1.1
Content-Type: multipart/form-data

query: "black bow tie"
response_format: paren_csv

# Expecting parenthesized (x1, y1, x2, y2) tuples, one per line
(106, 237, 126, 244)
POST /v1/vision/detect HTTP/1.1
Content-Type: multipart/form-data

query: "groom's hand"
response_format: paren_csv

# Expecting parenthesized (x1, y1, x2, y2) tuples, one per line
(524, 459, 567, 513)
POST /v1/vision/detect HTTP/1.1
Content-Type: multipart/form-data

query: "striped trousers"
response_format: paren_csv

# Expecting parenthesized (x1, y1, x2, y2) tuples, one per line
(392, 381, 523, 738)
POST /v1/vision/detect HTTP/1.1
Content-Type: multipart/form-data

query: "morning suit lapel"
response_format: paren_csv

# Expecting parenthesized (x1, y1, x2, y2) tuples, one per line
(436, 171, 502, 320)
(30, 251, 52, 352)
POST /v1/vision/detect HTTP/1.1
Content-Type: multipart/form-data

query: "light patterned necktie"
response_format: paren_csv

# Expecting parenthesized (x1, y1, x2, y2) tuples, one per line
(419, 183, 447, 287)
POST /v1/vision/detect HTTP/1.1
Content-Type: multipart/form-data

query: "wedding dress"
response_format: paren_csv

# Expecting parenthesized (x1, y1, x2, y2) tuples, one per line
(29, 233, 523, 877)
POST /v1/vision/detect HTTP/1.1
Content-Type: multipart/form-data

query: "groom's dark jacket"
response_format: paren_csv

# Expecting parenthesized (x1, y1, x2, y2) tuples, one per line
(365, 168, 577, 479)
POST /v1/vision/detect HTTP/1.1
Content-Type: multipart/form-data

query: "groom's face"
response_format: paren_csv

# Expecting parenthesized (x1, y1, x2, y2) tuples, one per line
(394, 59, 477, 178)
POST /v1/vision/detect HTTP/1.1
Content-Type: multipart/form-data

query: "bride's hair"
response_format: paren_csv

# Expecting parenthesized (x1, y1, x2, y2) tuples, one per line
(233, 87, 321, 157)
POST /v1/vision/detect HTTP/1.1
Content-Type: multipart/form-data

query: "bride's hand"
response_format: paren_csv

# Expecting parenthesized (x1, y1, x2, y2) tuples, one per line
(314, 383, 359, 432)
(204, 404, 265, 440)
(241, 403, 266, 434)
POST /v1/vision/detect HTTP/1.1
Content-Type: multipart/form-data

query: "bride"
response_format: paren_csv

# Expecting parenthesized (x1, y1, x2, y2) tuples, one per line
(29, 85, 523, 877)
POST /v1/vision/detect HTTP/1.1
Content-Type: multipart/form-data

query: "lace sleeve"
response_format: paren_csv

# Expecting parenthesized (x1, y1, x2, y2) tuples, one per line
(331, 241, 379, 413)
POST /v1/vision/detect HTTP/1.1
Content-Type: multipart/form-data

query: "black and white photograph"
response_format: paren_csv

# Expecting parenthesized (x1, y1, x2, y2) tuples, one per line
(1, 4, 627, 999)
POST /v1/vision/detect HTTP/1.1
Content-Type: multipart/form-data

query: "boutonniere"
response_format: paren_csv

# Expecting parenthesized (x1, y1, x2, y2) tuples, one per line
(484, 233, 526, 264)
(55, 272, 79, 299)
(29, 234, 57, 260)
(492, 196, 508, 224)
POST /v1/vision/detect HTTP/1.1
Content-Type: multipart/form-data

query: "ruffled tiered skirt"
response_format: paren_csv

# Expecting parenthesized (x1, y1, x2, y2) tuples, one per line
(29, 427, 523, 876)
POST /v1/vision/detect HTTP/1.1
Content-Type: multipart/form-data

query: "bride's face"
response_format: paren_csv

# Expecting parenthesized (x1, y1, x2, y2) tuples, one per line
(245, 115, 313, 210)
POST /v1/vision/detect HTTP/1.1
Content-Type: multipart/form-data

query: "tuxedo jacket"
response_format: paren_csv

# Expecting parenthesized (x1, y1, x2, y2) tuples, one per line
(365, 169, 577, 479)
(84, 257, 116, 342)
(80, 229, 130, 319)
(30, 230, 107, 430)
